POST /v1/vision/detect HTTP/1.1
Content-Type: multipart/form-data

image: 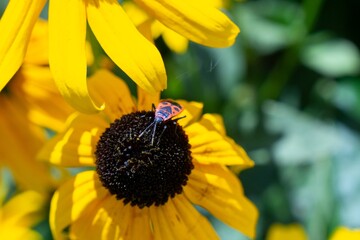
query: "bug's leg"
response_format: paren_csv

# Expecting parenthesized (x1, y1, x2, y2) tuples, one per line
(138, 121, 155, 139)
(152, 103, 156, 111)
(172, 115, 186, 122)
(151, 122, 158, 146)
(156, 125, 168, 145)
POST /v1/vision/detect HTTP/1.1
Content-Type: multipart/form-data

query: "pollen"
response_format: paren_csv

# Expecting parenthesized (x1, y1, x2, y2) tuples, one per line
(95, 111, 193, 208)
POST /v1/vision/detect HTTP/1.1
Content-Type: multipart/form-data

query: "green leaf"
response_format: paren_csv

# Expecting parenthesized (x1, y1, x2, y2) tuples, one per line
(301, 38, 360, 77)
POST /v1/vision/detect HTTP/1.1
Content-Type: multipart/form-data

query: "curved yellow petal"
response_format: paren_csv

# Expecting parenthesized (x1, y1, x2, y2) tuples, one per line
(185, 163, 258, 238)
(86, 0, 167, 94)
(50, 171, 108, 240)
(186, 121, 254, 167)
(134, 0, 240, 47)
(49, 0, 103, 113)
(37, 113, 107, 167)
(0, 0, 45, 91)
(149, 194, 219, 239)
(88, 69, 137, 122)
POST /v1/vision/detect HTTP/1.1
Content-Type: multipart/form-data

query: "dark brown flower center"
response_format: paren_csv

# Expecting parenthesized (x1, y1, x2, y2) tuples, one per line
(95, 111, 193, 208)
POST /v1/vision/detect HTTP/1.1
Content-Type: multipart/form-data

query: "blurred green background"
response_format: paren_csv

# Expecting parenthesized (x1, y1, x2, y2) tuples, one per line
(2, 0, 360, 239)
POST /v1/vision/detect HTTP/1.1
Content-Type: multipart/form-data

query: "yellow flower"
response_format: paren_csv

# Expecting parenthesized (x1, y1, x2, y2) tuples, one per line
(0, 175, 46, 240)
(0, 0, 166, 113)
(330, 227, 360, 240)
(0, 20, 74, 192)
(38, 69, 258, 239)
(266, 223, 307, 240)
(124, 0, 238, 53)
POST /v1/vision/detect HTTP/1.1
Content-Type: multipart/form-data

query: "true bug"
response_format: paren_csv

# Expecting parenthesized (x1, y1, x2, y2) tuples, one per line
(138, 100, 185, 145)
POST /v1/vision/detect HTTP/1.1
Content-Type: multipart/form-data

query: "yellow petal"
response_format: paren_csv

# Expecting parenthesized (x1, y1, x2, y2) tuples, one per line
(330, 227, 360, 240)
(122, 206, 153, 239)
(0, 96, 55, 192)
(49, 0, 103, 113)
(149, 194, 219, 239)
(266, 223, 307, 240)
(86, 0, 167, 94)
(199, 113, 226, 135)
(50, 171, 108, 239)
(24, 19, 49, 65)
(9, 64, 74, 132)
(176, 100, 203, 127)
(0, 226, 42, 240)
(185, 163, 258, 238)
(88, 69, 137, 122)
(186, 121, 254, 167)
(137, 86, 160, 111)
(71, 196, 121, 239)
(2, 191, 46, 227)
(134, 0, 240, 47)
(0, 0, 46, 91)
(198, 113, 255, 170)
(37, 113, 107, 167)
(122, 1, 150, 27)
(162, 26, 189, 54)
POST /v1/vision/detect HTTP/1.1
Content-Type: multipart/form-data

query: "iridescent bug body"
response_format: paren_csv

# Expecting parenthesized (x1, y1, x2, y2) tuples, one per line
(138, 100, 185, 145)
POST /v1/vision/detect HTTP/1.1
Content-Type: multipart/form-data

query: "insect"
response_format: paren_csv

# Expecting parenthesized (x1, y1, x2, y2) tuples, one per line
(138, 100, 185, 145)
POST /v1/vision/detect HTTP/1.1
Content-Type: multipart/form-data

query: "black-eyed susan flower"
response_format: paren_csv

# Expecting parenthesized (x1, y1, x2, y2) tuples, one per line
(0, 174, 46, 240)
(0, 20, 74, 192)
(124, 0, 235, 54)
(38, 69, 258, 239)
(330, 227, 360, 240)
(266, 223, 307, 240)
(0, 0, 166, 113)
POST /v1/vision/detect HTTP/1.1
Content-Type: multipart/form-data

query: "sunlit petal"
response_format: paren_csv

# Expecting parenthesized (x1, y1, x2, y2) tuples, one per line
(186, 121, 254, 167)
(0, 0, 45, 91)
(86, 0, 167, 94)
(176, 100, 203, 127)
(134, 0, 240, 47)
(88, 69, 137, 122)
(150, 194, 219, 239)
(49, 0, 103, 113)
(50, 172, 109, 239)
(185, 163, 258, 238)
(37, 113, 107, 167)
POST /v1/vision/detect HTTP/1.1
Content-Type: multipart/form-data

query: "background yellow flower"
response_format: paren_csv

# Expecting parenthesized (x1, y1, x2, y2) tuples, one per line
(0, 20, 74, 193)
(0, 174, 46, 240)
